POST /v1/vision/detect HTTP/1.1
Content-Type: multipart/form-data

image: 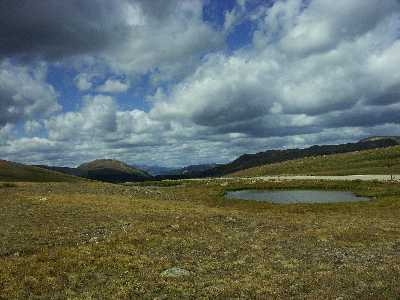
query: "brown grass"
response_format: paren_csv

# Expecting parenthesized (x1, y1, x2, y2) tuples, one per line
(1, 180, 400, 299)
(231, 145, 400, 177)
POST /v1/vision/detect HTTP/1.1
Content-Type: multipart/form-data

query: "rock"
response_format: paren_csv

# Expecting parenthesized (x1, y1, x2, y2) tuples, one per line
(89, 236, 99, 243)
(160, 267, 190, 278)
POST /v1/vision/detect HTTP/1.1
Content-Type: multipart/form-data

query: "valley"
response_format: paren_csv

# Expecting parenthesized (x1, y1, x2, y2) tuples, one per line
(1, 179, 400, 299)
(1, 138, 400, 299)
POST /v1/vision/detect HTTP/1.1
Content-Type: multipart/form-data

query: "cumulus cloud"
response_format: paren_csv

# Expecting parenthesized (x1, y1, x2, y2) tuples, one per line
(46, 95, 117, 141)
(0, 124, 14, 145)
(0, 60, 60, 128)
(96, 79, 129, 94)
(150, 0, 400, 139)
(1, 0, 400, 167)
(74, 73, 93, 91)
(24, 120, 43, 136)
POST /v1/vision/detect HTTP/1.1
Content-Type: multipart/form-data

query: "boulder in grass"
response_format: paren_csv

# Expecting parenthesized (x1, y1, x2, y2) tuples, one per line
(160, 267, 190, 278)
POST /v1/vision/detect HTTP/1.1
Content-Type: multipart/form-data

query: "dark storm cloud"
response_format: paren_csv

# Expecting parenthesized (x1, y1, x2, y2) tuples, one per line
(320, 105, 400, 129)
(0, 0, 134, 59)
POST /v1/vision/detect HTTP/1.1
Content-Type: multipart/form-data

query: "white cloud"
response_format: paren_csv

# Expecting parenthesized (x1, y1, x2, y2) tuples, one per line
(149, 0, 400, 138)
(96, 79, 129, 94)
(0, 60, 60, 127)
(24, 120, 43, 136)
(74, 73, 93, 91)
(2, 0, 400, 167)
(0, 123, 14, 145)
(46, 94, 117, 141)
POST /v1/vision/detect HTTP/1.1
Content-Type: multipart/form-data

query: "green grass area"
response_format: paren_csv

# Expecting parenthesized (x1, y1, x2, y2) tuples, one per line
(231, 145, 400, 177)
(1, 180, 400, 299)
(0, 160, 83, 183)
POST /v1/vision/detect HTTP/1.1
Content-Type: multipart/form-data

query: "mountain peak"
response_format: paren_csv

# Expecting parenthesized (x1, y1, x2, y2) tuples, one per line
(77, 159, 152, 182)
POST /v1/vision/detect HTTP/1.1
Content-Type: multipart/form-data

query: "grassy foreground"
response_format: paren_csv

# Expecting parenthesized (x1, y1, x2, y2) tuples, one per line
(231, 145, 400, 177)
(1, 179, 400, 299)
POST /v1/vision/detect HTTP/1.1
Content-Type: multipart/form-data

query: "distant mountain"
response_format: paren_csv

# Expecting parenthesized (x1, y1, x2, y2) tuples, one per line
(133, 165, 176, 176)
(1, 160, 83, 182)
(359, 136, 400, 144)
(134, 163, 220, 177)
(77, 159, 152, 183)
(37, 159, 152, 183)
(232, 145, 400, 177)
(198, 138, 399, 177)
(168, 164, 220, 176)
(35, 165, 85, 177)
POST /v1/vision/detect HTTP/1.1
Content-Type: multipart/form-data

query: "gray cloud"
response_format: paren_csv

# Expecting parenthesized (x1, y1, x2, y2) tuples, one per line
(0, 0, 223, 82)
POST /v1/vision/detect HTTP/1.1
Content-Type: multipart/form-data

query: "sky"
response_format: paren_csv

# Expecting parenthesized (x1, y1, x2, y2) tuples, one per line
(0, 0, 400, 168)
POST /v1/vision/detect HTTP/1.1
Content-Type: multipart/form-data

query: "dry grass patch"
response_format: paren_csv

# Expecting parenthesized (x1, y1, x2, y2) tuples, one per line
(1, 180, 400, 299)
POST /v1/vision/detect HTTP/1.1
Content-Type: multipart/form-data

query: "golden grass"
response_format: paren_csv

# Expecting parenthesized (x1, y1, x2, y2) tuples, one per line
(231, 145, 400, 177)
(1, 180, 400, 299)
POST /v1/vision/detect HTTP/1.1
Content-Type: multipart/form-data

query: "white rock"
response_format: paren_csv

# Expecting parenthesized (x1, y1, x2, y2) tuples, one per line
(160, 267, 190, 278)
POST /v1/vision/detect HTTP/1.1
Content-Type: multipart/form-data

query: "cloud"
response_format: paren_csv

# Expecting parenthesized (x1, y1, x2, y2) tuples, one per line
(1, 0, 400, 168)
(46, 95, 117, 141)
(150, 0, 400, 138)
(24, 120, 43, 136)
(0, 0, 223, 82)
(0, 60, 60, 127)
(96, 79, 129, 94)
(0, 124, 14, 145)
(74, 73, 93, 91)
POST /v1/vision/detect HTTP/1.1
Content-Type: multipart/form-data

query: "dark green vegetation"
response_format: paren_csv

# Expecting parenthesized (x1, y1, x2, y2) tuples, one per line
(1, 179, 400, 299)
(0, 160, 83, 183)
(232, 145, 400, 177)
(200, 138, 399, 177)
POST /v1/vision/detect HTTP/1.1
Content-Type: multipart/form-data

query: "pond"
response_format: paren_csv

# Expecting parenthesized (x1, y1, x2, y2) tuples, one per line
(225, 189, 371, 204)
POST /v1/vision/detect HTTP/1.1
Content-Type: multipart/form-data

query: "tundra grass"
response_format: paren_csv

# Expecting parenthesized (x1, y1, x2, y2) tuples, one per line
(0, 180, 400, 299)
(231, 145, 400, 177)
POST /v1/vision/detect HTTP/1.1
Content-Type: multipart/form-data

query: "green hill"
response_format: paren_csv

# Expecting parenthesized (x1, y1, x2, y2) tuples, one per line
(230, 145, 400, 177)
(77, 159, 152, 183)
(198, 138, 398, 177)
(0, 160, 83, 182)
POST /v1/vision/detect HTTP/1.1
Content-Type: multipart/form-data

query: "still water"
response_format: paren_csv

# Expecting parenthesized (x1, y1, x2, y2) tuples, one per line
(225, 189, 371, 204)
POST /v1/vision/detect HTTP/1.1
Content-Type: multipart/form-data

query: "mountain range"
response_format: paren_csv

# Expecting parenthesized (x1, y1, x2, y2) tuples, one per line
(36, 159, 152, 183)
(195, 137, 400, 177)
(1, 136, 398, 183)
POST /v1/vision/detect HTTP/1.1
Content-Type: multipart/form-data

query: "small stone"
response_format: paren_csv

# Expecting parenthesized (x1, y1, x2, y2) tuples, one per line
(160, 267, 190, 278)
(89, 237, 99, 243)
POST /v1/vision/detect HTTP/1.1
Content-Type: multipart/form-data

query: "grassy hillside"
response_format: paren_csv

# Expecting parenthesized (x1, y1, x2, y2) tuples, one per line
(1, 180, 400, 298)
(77, 159, 152, 182)
(200, 138, 398, 177)
(78, 159, 151, 177)
(0, 160, 83, 182)
(231, 145, 400, 177)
